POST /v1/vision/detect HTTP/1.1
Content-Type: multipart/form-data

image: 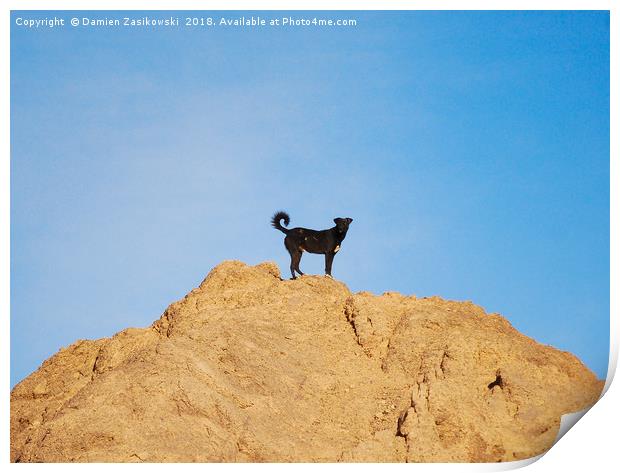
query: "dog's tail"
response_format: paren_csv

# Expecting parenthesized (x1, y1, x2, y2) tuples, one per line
(271, 211, 291, 234)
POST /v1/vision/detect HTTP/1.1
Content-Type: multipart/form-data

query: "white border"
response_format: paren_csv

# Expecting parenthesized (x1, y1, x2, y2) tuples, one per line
(4, 0, 614, 11)
(2, 0, 618, 10)
(2, 1, 616, 470)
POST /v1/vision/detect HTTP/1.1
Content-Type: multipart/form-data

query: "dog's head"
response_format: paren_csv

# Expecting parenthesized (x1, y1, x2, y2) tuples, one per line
(333, 217, 353, 233)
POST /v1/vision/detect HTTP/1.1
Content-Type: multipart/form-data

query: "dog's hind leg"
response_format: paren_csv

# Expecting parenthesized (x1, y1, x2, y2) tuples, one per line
(292, 250, 304, 278)
(285, 236, 301, 279)
(286, 250, 298, 280)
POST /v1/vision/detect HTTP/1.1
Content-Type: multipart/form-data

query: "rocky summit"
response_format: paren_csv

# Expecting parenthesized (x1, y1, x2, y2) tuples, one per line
(10, 261, 603, 462)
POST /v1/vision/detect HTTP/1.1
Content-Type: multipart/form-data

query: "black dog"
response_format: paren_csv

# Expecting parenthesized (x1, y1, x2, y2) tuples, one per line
(271, 211, 353, 280)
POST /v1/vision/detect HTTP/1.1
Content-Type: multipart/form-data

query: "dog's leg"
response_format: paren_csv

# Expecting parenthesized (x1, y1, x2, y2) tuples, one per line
(292, 250, 304, 278)
(285, 236, 299, 279)
(325, 252, 335, 278)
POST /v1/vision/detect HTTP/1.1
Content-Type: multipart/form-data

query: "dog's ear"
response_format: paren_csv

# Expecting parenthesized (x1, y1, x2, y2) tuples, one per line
(333, 218, 340, 224)
(347, 218, 353, 224)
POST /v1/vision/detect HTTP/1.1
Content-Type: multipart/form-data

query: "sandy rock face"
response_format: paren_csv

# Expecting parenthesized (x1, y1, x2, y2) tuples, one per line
(10, 261, 603, 462)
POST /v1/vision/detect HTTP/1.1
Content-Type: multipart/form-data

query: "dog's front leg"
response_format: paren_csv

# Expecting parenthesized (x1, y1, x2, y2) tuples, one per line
(325, 252, 335, 278)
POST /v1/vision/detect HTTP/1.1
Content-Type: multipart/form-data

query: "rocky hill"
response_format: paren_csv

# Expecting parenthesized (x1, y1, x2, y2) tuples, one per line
(10, 261, 603, 462)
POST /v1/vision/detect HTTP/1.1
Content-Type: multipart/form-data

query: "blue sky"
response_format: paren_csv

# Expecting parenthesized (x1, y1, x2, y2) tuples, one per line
(11, 10, 609, 386)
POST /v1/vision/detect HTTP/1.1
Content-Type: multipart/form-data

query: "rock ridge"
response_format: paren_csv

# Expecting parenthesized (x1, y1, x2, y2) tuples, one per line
(10, 260, 603, 462)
